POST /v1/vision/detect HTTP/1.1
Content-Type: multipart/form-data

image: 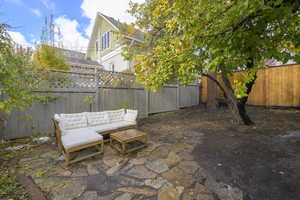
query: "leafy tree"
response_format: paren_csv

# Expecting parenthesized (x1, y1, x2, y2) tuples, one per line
(124, 0, 300, 125)
(33, 44, 70, 70)
(0, 24, 37, 117)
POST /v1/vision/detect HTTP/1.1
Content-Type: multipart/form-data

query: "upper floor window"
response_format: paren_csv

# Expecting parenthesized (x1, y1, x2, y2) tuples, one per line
(101, 32, 111, 50)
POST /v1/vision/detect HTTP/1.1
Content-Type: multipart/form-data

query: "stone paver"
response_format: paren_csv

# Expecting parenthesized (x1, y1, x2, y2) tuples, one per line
(13, 123, 244, 200)
(162, 166, 194, 188)
(127, 165, 157, 179)
(114, 193, 135, 200)
(145, 159, 169, 174)
(144, 176, 168, 189)
(80, 191, 101, 200)
(157, 184, 182, 200)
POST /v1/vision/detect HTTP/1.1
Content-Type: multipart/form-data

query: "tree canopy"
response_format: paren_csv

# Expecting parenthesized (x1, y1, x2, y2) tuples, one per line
(33, 44, 70, 70)
(0, 24, 37, 115)
(125, 0, 300, 88)
(123, 0, 300, 124)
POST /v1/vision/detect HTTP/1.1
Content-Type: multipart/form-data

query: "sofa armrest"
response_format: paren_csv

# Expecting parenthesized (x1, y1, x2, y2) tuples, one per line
(52, 119, 63, 152)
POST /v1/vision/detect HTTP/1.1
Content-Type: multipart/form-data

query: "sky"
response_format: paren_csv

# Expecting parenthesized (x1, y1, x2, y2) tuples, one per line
(1, 0, 144, 52)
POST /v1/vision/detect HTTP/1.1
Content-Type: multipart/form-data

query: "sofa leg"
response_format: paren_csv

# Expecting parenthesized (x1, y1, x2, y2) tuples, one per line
(96, 142, 104, 154)
(63, 151, 70, 166)
(101, 142, 104, 153)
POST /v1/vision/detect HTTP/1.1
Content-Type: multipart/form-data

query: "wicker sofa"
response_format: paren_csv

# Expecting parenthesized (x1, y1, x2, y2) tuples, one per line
(53, 109, 138, 165)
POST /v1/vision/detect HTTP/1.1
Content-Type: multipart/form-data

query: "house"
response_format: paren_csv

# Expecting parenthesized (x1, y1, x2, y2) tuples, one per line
(86, 12, 144, 72)
(54, 47, 102, 73)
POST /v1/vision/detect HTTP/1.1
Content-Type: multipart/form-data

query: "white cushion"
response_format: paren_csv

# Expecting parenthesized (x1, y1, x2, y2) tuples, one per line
(107, 109, 125, 123)
(61, 127, 90, 136)
(54, 114, 61, 121)
(89, 124, 119, 133)
(111, 121, 136, 129)
(124, 109, 138, 122)
(61, 129, 102, 150)
(59, 113, 88, 131)
(86, 112, 109, 126)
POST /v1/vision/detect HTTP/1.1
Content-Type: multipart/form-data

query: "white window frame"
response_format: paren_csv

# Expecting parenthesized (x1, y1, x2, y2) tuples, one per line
(101, 31, 111, 50)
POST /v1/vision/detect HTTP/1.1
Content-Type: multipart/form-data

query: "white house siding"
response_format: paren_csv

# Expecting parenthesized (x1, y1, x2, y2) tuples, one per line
(102, 53, 132, 72)
(100, 45, 133, 72)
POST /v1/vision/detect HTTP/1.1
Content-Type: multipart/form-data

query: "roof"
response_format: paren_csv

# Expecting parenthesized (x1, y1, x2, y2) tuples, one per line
(98, 12, 144, 42)
(54, 47, 102, 68)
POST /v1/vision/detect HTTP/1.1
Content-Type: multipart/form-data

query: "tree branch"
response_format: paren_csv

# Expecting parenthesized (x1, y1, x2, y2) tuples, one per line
(202, 73, 227, 98)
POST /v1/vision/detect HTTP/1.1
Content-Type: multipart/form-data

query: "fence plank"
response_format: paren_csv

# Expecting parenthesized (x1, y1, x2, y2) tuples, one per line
(200, 65, 300, 107)
(1, 68, 200, 139)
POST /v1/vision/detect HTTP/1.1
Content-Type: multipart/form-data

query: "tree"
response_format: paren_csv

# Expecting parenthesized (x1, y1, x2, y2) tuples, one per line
(0, 24, 37, 117)
(33, 44, 70, 70)
(123, 0, 300, 125)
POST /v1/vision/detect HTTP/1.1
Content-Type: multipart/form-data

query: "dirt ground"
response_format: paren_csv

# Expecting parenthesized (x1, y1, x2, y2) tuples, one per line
(140, 105, 300, 200)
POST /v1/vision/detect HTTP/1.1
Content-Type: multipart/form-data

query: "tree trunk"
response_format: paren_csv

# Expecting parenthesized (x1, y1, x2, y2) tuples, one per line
(220, 71, 256, 125)
(221, 74, 246, 124)
(206, 72, 218, 110)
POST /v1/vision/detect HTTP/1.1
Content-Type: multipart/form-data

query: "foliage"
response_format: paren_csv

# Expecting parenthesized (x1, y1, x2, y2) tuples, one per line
(232, 69, 257, 98)
(33, 44, 70, 70)
(0, 24, 38, 115)
(124, 0, 300, 95)
(83, 95, 95, 105)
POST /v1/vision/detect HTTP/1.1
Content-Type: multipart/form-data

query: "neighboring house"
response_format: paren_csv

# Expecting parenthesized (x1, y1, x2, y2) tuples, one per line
(54, 47, 102, 73)
(86, 12, 144, 72)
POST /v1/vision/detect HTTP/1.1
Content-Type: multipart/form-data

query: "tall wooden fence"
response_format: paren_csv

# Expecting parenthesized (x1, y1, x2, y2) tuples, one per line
(201, 64, 300, 107)
(1, 69, 199, 140)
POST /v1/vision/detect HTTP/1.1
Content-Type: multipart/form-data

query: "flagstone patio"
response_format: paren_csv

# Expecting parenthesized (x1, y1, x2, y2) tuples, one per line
(15, 126, 217, 200)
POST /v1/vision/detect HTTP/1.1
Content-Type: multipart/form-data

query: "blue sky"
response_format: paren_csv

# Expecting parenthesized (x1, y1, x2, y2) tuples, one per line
(1, 0, 144, 52)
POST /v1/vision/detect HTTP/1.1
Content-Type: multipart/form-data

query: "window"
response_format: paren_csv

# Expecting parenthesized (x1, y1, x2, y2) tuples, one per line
(101, 32, 110, 50)
(107, 32, 110, 48)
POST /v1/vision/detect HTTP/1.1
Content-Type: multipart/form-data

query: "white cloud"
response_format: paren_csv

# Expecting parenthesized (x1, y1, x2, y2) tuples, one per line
(40, 0, 56, 11)
(54, 16, 89, 52)
(8, 31, 33, 47)
(80, 0, 145, 36)
(30, 8, 42, 17)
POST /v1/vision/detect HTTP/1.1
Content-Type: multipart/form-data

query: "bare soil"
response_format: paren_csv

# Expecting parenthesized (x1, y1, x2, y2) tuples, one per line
(140, 105, 300, 200)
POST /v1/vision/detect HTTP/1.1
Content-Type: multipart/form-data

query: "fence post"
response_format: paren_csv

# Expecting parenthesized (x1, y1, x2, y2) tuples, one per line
(146, 89, 150, 117)
(177, 79, 180, 109)
(95, 67, 100, 111)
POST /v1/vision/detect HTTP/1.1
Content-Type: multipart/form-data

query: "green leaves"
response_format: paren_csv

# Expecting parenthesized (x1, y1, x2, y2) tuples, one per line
(0, 24, 38, 116)
(33, 45, 70, 70)
(122, 0, 300, 91)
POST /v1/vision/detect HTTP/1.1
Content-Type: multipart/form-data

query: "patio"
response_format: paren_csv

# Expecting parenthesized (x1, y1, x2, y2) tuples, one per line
(4, 105, 300, 200)
(13, 118, 215, 200)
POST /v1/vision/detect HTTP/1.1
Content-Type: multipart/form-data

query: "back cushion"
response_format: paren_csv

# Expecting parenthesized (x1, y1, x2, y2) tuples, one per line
(86, 112, 109, 126)
(107, 109, 125, 123)
(59, 113, 87, 131)
(124, 109, 138, 122)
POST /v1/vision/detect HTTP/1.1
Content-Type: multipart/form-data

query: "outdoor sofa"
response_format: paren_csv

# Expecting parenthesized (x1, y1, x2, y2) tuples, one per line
(53, 109, 138, 165)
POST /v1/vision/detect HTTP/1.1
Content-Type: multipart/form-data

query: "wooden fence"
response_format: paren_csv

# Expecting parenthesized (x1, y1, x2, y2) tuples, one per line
(1, 69, 199, 140)
(201, 64, 300, 107)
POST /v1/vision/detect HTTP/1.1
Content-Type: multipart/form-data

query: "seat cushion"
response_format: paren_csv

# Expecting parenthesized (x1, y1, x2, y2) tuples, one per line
(111, 121, 136, 129)
(124, 109, 138, 122)
(107, 109, 125, 123)
(89, 124, 119, 133)
(61, 128, 102, 150)
(86, 112, 109, 126)
(59, 113, 88, 132)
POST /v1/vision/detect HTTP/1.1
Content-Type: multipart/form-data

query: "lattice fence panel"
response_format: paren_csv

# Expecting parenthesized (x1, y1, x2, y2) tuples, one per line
(98, 70, 137, 88)
(33, 70, 96, 89)
(32, 69, 144, 89)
